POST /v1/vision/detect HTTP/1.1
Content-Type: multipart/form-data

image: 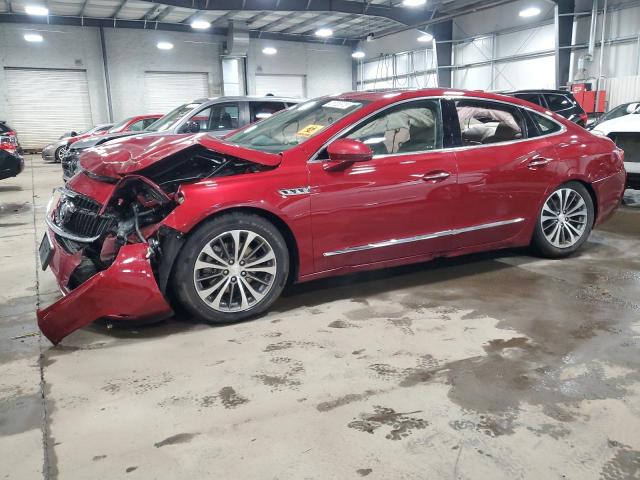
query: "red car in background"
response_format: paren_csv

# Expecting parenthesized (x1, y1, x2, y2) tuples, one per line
(42, 116, 162, 163)
(106, 114, 163, 134)
(0, 121, 22, 156)
(37, 89, 626, 344)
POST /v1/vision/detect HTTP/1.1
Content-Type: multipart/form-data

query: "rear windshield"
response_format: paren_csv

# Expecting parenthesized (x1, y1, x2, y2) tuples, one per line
(146, 103, 202, 132)
(108, 117, 134, 133)
(0, 122, 12, 133)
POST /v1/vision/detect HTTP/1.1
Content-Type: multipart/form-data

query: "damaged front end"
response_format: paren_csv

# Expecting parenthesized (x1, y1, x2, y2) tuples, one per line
(38, 135, 278, 344)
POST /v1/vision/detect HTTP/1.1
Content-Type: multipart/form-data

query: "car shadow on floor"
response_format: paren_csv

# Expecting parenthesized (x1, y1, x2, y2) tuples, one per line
(59, 209, 633, 348)
(78, 248, 528, 344)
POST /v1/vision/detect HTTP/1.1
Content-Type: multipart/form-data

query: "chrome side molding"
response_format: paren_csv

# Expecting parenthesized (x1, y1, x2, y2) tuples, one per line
(323, 218, 526, 257)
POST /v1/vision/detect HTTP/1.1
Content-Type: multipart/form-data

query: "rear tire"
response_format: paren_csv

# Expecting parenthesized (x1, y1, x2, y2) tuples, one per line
(532, 181, 594, 258)
(172, 213, 289, 324)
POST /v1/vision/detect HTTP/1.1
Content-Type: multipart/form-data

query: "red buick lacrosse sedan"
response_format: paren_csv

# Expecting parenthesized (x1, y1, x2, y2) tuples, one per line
(38, 89, 626, 343)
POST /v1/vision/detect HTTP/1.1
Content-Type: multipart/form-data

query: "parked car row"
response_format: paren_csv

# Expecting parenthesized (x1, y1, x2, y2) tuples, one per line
(61, 96, 299, 181)
(36, 88, 627, 344)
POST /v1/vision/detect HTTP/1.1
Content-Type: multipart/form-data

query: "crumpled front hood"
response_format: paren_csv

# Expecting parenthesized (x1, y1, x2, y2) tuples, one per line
(71, 131, 147, 151)
(79, 133, 281, 177)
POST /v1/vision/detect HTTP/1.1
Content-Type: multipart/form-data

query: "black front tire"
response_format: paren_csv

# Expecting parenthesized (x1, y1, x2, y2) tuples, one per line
(54, 146, 65, 163)
(532, 181, 595, 258)
(172, 212, 289, 324)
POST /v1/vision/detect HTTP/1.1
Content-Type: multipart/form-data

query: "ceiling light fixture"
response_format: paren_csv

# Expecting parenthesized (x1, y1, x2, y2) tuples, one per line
(352, 51, 365, 59)
(24, 33, 43, 42)
(190, 20, 211, 29)
(315, 28, 333, 38)
(157, 41, 174, 50)
(262, 47, 278, 55)
(417, 32, 433, 42)
(519, 6, 541, 17)
(25, 5, 48, 15)
(403, 0, 426, 6)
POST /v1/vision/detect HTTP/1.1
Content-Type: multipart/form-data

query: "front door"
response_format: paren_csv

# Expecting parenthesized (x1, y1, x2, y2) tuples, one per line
(308, 99, 458, 273)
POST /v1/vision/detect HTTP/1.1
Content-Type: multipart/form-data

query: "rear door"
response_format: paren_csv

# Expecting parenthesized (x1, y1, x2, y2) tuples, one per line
(309, 98, 459, 272)
(448, 98, 559, 249)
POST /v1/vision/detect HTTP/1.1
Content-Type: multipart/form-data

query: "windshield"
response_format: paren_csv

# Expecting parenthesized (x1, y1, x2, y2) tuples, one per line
(226, 99, 367, 153)
(108, 117, 133, 133)
(598, 103, 638, 125)
(145, 103, 202, 132)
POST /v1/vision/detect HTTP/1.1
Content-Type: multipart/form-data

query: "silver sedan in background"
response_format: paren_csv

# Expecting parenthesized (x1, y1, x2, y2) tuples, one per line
(41, 123, 113, 162)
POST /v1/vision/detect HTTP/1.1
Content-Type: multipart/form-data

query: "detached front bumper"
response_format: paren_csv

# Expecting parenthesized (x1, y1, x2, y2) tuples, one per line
(37, 241, 173, 345)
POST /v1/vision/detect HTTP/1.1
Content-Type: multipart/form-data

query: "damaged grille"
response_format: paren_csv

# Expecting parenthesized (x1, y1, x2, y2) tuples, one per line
(52, 191, 116, 240)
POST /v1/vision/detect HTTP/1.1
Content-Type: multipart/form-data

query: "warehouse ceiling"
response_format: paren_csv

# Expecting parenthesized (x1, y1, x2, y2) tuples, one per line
(0, 0, 518, 42)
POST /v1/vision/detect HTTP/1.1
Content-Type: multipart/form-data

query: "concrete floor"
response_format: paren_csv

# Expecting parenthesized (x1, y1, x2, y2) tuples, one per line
(1, 155, 639, 479)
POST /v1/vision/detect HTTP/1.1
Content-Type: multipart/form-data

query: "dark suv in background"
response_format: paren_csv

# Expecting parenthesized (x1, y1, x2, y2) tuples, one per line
(507, 89, 588, 127)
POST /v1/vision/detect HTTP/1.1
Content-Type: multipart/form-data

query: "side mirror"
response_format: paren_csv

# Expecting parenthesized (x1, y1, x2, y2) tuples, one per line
(324, 139, 373, 171)
(182, 121, 201, 134)
(627, 103, 640, 114)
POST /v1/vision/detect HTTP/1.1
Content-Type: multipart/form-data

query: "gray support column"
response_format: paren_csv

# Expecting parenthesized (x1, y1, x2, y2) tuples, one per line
(433, 20, 453, 88)
(554, 0, 575, 88)
(99, 26, 114, 122)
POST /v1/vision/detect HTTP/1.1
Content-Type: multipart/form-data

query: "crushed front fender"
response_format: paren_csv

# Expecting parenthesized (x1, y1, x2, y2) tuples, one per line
(37, 243, 173, 345)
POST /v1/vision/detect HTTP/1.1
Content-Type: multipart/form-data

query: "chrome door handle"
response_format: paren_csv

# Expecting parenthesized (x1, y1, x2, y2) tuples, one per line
(422, 171, 451, 182)
(528, 157, 553, 169)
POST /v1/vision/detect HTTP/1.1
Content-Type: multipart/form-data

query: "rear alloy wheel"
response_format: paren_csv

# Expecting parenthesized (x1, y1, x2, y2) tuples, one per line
(173, 213, 289, 324)
(532, 181, 594, 258)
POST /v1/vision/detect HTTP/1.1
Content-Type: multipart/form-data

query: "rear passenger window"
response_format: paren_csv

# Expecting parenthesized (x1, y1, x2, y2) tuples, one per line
(514, 93, 542, 106)
(345, 99, 442, 155)
(455, 100, 523, 146)
(250, 102, 285, 123)
(528, 111, 562, 135)
(545, 94, 573, 111)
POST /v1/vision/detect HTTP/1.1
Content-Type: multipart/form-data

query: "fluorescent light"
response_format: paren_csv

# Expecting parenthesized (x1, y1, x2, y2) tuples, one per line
(315, 28, 333, 38)
(24, 33, 43, 42)
(519, 7, 541, 17)
(352, 51, 365, 59)
(403, 0, 426, 6)
(157, 42, 174, 50)
(190, 20, 211, 29)
(417, 32, 433, 42)
(262, 47, 278, 55)
(25, 5, 48, 15)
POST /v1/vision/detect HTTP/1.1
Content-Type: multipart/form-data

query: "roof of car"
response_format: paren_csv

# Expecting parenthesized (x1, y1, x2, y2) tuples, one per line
(192, 96, 303, 104)
(334, 88, 540, 105)
(505, 89, 572, 95)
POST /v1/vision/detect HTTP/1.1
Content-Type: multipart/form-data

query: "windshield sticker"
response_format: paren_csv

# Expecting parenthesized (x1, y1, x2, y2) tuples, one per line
(324, 100, 360, 110)
(297, 124, 325, 137)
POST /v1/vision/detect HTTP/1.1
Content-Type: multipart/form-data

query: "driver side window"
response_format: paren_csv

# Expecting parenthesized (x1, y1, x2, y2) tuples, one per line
(345, 100, 442, 156)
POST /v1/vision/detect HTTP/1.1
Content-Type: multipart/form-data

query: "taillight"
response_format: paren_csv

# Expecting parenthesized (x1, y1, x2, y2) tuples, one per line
(0, 135, 17, 150)
(580, 113, 588, 125)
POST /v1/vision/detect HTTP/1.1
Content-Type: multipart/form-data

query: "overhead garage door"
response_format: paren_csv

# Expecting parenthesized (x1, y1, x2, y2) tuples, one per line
(4, 68, 93, 149)
(255, 74, 306, 98)
(143, 72, 210, 114)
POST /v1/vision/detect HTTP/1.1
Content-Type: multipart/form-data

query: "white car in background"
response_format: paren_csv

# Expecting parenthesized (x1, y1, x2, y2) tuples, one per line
(592, 102, 640, 190)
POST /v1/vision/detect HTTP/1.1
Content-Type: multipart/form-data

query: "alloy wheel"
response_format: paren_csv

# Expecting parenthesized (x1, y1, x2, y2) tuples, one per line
(540, 188, 588, 248)
(193, 230, 277, 312)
